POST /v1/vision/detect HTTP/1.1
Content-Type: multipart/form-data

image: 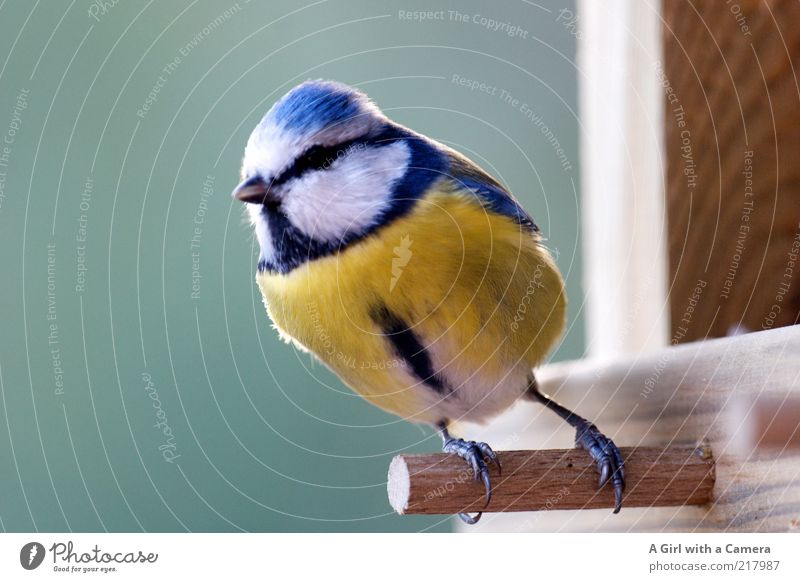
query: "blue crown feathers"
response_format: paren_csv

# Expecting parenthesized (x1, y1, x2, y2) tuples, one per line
(262, 80, 376, 135)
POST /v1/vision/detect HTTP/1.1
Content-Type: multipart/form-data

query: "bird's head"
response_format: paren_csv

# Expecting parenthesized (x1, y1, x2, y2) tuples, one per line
(233, 80, 437, 273)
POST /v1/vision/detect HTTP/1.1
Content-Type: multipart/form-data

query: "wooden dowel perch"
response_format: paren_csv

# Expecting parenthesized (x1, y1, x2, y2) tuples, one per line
(388, 445, 714, 515)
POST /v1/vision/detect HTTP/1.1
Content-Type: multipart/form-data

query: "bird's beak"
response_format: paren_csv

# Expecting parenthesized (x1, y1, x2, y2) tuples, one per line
(231, 175, 278, 205)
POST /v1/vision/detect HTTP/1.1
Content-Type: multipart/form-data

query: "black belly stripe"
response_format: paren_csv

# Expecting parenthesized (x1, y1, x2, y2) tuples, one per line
(370, 305, 449, 394)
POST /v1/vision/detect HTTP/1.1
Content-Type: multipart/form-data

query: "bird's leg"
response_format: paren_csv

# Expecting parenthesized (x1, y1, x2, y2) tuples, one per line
(437, 420, 501, 525)
(526, 376, 625, 513)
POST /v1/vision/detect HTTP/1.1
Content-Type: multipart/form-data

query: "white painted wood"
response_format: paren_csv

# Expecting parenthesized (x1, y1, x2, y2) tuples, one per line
(578, 0, 669, 358)
(458, 325, 800, 532)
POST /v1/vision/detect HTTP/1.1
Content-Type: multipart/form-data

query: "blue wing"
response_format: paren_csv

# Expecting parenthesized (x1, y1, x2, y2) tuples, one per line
(445, 150, 539, 233)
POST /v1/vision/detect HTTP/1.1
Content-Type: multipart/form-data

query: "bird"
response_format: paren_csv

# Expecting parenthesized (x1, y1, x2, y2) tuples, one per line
(232, 80, 624, 523)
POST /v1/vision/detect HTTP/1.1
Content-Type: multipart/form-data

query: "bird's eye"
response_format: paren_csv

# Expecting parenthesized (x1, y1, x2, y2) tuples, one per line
(299, 145, 331, 171)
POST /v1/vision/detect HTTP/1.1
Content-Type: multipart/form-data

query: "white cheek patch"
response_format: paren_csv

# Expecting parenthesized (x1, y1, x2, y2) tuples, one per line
(281, 141, 410, 243)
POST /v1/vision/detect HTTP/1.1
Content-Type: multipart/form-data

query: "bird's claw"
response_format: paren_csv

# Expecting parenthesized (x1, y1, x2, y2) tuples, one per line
(442, 437, 500, 524)
(477, 441, 502, 475)
(457, 511, 482, 524)
(574, 420, 625, 513)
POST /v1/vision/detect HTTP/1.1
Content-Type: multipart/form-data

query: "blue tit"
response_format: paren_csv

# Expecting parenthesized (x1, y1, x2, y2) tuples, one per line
(233, 80, 624, 523)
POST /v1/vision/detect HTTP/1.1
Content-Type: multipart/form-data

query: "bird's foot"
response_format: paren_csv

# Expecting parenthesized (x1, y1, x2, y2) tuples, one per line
(574, 420, 625, 513)
(441, 437, 501, 524)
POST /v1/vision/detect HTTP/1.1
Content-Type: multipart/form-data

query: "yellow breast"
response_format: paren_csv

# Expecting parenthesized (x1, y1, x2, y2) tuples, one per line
(256, 184, 566, 424)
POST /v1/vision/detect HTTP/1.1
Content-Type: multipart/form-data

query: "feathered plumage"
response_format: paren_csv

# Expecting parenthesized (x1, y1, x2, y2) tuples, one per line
(234, 80, 624, 521)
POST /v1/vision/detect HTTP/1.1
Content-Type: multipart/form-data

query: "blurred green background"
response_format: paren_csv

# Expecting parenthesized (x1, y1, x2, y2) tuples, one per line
(0, 0, 581, 532)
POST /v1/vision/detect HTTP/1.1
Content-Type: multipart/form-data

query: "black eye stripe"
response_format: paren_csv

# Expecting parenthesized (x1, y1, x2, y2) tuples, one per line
(270, 135, 388, 187)
(275, 141, 359, 185)
(302, 145, 339, 169)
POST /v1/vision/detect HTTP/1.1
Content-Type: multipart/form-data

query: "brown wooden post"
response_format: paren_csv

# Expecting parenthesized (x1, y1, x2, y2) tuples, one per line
(388, 445, 714, 516)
